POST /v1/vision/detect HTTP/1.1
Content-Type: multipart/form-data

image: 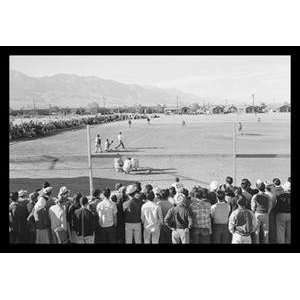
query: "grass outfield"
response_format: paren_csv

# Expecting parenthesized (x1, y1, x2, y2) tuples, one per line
(10, 113, 290, 193)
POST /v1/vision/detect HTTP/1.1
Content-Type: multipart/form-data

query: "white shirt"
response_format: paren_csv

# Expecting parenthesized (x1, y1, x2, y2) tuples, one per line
(123, 159, 132, 172)
(141, 201, 163, 232)
(96, 198, 117, 228)
(118, 134, 123, 142)
(49, 204, 67, 230)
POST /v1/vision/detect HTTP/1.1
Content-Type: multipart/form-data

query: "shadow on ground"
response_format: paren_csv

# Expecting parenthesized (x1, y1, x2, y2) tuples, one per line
(10, 177, 137, 196)
(130, 168, 176, 175)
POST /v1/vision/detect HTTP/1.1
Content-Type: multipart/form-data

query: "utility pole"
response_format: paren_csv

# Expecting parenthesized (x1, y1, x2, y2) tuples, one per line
(252, 94, 255, 107)
(103, 96, 106, 109)
(33, 98, 36, 116)
(176, 96, 179, 114)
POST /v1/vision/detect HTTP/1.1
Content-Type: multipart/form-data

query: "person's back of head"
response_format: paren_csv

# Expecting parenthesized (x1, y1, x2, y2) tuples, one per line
(273, 178, 281, 186)
(160, 189, 169, 200)
(182, 188, 189, 197)
(226, 176, 233, 185)
(146, 191, 155, 202)
(135, 182, 142, 192)
(103, 188, 111, 199)
(144, 184, 153, 193)
(169, 186, 176, 197)
(111, 195, 117, 203)
(175, 177, 180, 183)
(73, 192, 82, 206)
(80, 196, 88, 207)
(43, 181, 50, 189)
(201, 188, 208, 199)
(93, 189, 101, 198)
(241, 178, 250, 190)
(216, 190, 225, 202)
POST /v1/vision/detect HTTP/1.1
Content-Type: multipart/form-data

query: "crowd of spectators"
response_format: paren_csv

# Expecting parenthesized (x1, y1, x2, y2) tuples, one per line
(9, 114, 132, 141)
(9, 176, 291, 244)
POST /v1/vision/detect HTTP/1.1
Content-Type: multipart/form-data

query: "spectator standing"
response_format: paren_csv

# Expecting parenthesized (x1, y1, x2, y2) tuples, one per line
(48, 187, 69, 243)
(240, 179, 253, 210)
(67, 193, 82, 243)
(211, 190, 231, 244)
(265, 183, 277, 243)
(165, 194, 192, 244)
(26, 192, 39, 243)
(189, 189, 212, 244)
(9, 191, 30, 243)
(274, 181, 291, 243)
(141, 191, 163, 244)
(34, 194, 51, 244)
(97, 188, 118, 243)
(156, 189, 173, 243)
(74, 196, 97, 243)
(251, 181, 271, 244)
(273, 178, 284, 198)
(123, 185, 142, 244)
(207, 181, 218, 205)
(228, 196, 257, 244)
(168, 186, 176, 205)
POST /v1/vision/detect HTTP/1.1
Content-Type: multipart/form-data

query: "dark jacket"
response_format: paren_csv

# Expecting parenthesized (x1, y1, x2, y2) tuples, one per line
(274, 192, 290, 213)
(67, 203, 81, 231)
(164, 204, 192, 230)
(123, 197, 142, 223)
(9, 201, 30, 243)
(35, 208, 51, 230)
(74, 207, 97, 237)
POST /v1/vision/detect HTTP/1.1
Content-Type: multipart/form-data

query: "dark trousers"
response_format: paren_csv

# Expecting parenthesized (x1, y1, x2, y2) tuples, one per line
(100, 226, 116, 244)
(115, 141, 125, 149)
(116, 222, 125, 244)
(159, 224, 172, 243)
(190, 228, 211, 244)
(212, 224, 230, 244)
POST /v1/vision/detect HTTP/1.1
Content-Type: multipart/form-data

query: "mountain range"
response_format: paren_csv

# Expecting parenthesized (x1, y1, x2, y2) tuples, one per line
(10, 70, 205, 109)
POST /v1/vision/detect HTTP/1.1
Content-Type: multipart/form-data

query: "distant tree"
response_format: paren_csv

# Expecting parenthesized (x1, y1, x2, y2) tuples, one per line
(86, 102, 100, 114)
(190, 103, 200, 112)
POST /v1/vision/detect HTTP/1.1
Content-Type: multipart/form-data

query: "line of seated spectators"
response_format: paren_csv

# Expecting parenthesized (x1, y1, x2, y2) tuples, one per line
(9, 114, 129, 141)
(9, 176, 291, 244)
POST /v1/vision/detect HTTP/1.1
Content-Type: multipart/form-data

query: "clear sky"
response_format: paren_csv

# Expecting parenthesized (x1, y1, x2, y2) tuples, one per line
(10, 55, 290, 103)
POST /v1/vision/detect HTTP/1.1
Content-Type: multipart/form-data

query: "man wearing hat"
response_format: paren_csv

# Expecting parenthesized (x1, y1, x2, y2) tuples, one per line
(123, 184, 142, 243)
(9, 191, 30, 243)
(274, 181, 291, 243)
(48, 186, 69, 243)
(251, 180, 271, 244)
(165, 193, 192, 244)
(228, 195, 257, 244)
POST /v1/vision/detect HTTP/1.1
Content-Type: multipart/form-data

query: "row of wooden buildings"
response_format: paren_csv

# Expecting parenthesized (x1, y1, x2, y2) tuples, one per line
(164, 104, 291, 115)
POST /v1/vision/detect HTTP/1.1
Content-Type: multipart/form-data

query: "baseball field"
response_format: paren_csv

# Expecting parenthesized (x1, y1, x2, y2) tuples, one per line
(9, 112, 290, 195)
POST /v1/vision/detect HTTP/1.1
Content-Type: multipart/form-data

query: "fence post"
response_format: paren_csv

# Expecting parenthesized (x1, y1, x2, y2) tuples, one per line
(232, 121, 237, 185)
(86, 125, 93, 198)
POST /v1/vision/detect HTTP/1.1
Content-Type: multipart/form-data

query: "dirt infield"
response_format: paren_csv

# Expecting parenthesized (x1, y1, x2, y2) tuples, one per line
(10, 113, 290, 192)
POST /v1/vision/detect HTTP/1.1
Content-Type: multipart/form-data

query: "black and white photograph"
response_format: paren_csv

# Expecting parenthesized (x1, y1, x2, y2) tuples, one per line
(8, 52, 292, 248)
